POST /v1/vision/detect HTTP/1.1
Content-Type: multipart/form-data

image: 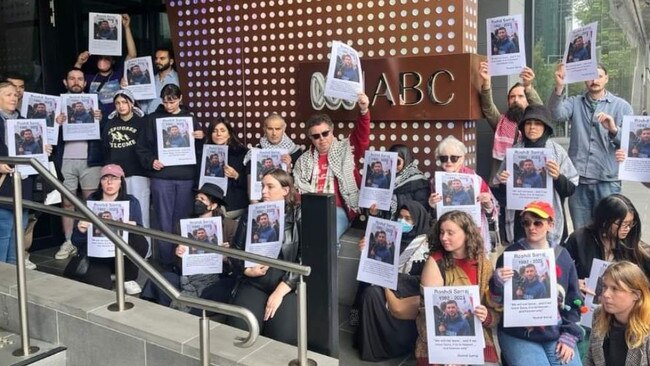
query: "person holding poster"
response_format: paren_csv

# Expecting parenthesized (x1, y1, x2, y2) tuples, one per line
(427, 136, 498, 253)
(243, 113, 303, 177)
(136, 84, 204, 269)
(414, 211, 499, 365)
(227, 169, 301, 344)
(586, 261, 650, 366)
(203, 117, 249, 219)
(103, 89, 151, 236)
(63, 164, 147, 295)
(293, 93, 370, 243)
(365, 144, 430, 220)
(549, 63, 633, 230)
(496, 105, 578, 245)
(490, 201, 583, 366)
(354, 201, 431, 361)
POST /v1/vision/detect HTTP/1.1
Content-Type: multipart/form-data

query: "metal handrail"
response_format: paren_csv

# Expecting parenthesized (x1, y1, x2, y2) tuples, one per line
(2, 156, 314, 366)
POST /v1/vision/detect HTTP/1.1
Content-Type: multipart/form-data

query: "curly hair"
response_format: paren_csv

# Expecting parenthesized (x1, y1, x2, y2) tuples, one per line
(428, 210, 484, 269)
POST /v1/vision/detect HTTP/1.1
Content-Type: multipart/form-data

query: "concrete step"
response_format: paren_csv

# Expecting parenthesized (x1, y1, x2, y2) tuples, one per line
(0, 329, 66, 366)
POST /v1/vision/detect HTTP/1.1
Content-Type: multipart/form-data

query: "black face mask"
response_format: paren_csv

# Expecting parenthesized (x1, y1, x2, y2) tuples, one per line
(193, 200, 209, 216)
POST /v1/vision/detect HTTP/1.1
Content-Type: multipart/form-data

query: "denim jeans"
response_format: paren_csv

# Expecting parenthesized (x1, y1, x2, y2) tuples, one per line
(0, 208, 29, 264)
(499, 329, 582, 366)
(150, 178, 194, 266)
(568, 181, 621, 230)
(336, 207, 350, 253)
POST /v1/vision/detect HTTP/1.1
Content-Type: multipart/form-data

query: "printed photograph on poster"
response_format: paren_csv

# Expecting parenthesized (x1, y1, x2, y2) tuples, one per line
(249, 148, 288, 201)
(60, 94, 100, 141)
(244, 201, 285, 267)
(88, 12, 123, 56)
(356, 216, 401, 290)
(563, 22, 598, 83)
(124, 56, 156, 100)
(434, 172, 482, 227)
(156, 117, 196, 166)
(619, 116, 650, 182)
(6, 119, 49, 176)
(21, 92, 60, 145)
(179, 217, 224, 276)
(87, 200, 130, 258)
(359, 150, 398, 211)
(423, 286, 485, 365)
(505, 148, 553, 210)
(581, 259, 611, 328)
(486, 14, 526, 76)
(503, 249, 558, 327)
(324, 41, 363, 102)
(198, 144, 229, 195)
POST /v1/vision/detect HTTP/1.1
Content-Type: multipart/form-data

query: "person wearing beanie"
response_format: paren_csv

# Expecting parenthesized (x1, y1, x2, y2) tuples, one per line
(495, 105, 579, 245)
(102, 88, 151, 246)
(63, 164, 148, 295)
(490, 201, 583, 366)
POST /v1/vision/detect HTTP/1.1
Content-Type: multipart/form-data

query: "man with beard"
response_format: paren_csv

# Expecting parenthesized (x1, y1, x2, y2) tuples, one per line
(127, 64, 151, 85)
(365, 161, 389, 189)
(75, 14, 136, 116)
(95, 20, 117, 40)
(206, 154, 224, 177)
(514, 264, 548, 300)
(549, 63, 633, 229)
(567, 36, 590, 63)
(53, 68, 104, 260)
(28, 103, 55, 127)
(437, 300, 471, 336)
(492, 26, 517, 55)
(335, 54, 360, 82)
(140, 47, 180, 114)
(164, 125, 189, 148)
(515, 159, 543, 188)
(631, 127, 650, 158)
(17, 129, 42, 155)
(369, 230, 392, 264)
(444, 178, 473, 205)
(69, 102, 93, 124)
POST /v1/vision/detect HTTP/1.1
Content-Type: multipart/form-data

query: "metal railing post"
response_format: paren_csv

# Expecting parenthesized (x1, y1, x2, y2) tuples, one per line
(108, 246, 133, 312)
(200, 310, 210, 366)
(11, 172, 39, 357)
(289, 275, 316, 366)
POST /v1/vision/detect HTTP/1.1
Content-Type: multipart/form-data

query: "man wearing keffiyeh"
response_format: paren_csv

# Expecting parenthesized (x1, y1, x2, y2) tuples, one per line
(244, 113, 303, 178)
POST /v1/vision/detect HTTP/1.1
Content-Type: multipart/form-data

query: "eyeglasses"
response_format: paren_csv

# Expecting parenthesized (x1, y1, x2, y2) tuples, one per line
(310, 130, 331, 140)
(101, 176, 121, 182)
(614, 221, 637, 229)
(521, 219, 545, 228)
(438, 155, 461, 163)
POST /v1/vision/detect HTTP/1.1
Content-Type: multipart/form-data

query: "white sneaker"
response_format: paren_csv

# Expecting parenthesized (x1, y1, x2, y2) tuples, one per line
(124, 281, 142, 295)
(24, 258, 37, 270)
(55, 240, 77, 260)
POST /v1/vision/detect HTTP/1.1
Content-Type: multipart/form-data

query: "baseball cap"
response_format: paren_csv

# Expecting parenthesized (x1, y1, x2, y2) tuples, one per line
(521, 201, 555, 220)
(100, 164, 125, 178)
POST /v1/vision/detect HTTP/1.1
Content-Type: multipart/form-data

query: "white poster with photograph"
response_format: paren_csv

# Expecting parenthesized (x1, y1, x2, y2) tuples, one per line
(487, 14, 525, 76)
(359, 151, 398, 211)
(563, 22, 598, 84)
(424, 286, 485, 365)
(198, 144, 229, 195)
(324, 41, 363, 102)
(581, 259, 611, 328)
(619, 116, 650, 182)
(179, 217, 224, 276)
(249, 148, 288, 201)
(88, 12, 122, 56)
(503, 249, 558, 327)
(356, 216, 402, 290)
(124, 56, 156, 100)
(6, 119, 49, 176)
(21, 92, 60, 145)
(156, 117, 196, 166)
(86, 200, 130, 258)
(434, 171, 482, 227)
(505, 148, 553, 210)
(245, 201, 285, 267)
(60, 94, 100, 141)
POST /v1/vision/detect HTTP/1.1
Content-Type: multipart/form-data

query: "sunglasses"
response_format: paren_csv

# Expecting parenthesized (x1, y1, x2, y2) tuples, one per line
(521, 219, 545, 228)
(310, 130, 331, 140)
(438, 155, 461, 163)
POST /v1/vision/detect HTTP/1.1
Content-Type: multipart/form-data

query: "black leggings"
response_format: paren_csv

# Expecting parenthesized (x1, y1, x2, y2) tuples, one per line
(227, 282, 297, 345)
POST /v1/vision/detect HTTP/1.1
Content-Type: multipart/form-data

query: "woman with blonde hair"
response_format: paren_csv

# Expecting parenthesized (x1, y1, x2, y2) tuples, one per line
(586, 261, 650, 366)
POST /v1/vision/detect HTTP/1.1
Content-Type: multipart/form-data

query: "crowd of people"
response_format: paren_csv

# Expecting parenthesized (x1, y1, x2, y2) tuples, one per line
(0, 11, 649, 365)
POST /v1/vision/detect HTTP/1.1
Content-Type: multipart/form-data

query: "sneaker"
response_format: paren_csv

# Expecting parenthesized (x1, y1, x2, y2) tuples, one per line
(55, 240, 77, 260)
(24, 258, 37, 270)
(348, 308, 360, 327)
(124, 281, 142, 295)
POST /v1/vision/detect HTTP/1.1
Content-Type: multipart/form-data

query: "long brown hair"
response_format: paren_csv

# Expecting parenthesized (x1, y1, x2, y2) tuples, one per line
(428, 210, 484, 269)
(592, 261, 650, 349)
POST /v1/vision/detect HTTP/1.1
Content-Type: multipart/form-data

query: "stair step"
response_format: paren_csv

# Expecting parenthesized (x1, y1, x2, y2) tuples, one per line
(0, 330, 66, 366)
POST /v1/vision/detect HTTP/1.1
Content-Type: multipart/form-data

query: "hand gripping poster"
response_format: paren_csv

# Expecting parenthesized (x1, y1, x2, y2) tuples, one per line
(324, 41, 363, 102)
(156, 117, 196, 166)
(356, 216, 402, 290)
(487, 14, 526, 76)
(88, 12, 123, 56)
(179, 217, 224, 276)
(61, 94, 100, 141)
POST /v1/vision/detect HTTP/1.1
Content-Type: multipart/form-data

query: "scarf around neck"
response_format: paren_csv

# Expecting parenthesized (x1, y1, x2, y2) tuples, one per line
(243, 133, 300, 165)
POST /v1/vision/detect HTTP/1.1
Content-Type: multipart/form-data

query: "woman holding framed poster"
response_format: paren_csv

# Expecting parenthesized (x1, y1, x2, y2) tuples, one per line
(414, 211, 499, 365)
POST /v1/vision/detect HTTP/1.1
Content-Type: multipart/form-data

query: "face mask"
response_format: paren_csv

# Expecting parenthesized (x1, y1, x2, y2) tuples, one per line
(193, 200, 209, 216)
(398, 218, 414, 233)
